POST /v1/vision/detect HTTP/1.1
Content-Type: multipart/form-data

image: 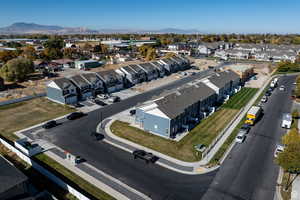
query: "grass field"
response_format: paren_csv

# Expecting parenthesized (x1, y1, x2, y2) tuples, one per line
(111, 108, 238, 162)
(0, 98, 75, 141)
(222, 87, 258, 109)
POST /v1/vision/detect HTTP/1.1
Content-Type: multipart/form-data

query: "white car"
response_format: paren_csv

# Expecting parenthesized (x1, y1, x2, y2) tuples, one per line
(261, 96, 268, 103)
(279, 85, 285, 91)
(274, 145, 284, 158)
(235, 131, 246, 143)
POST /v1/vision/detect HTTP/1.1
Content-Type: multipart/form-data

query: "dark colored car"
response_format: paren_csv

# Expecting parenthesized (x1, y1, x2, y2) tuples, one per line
(90, 132, 105, 141)
(240, 124, 251, 134)
(94, 99, 107, 106)
(132, 150, 158, 164)
(67, 112, 85, 120)
(265, 91, 271, 96)
(130, 109, 136, 115)
(42, 120, 57, 129)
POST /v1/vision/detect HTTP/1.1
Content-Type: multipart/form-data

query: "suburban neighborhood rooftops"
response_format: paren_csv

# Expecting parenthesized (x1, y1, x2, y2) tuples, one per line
(161, 58, 175, 65)
(129, 64, 145, 73)
(0, 156, 28, 194)
(122, 65, 138, 75)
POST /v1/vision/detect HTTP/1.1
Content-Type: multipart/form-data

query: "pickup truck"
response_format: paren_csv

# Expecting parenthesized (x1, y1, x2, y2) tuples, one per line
(132, 150, 158, 164)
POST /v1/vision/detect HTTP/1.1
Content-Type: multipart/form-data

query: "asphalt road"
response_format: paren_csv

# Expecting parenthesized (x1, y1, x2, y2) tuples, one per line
(32, 69, 295, 200)
(201, 75, 296, 200)
(35, 68, 218, 200)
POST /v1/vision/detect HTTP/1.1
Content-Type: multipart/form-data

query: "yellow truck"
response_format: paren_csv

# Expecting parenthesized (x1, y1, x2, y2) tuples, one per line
(245, 106, 263, 125)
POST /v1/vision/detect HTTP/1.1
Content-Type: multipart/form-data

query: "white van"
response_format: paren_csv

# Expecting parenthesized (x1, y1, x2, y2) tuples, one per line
(281, 113, 292, 129)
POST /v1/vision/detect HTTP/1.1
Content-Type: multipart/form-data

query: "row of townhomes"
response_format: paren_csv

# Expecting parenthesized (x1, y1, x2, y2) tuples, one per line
(135, 70, 241, 139)
(46, 55, 190, 104)
(198, 42, 300, 63)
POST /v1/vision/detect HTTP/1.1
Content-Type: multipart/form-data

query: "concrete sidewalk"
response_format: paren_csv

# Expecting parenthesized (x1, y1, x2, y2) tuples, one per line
(100, 75, 273, 175)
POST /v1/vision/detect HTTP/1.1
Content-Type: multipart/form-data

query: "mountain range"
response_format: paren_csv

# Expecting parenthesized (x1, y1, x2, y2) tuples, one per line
(0, 22, 201, 35)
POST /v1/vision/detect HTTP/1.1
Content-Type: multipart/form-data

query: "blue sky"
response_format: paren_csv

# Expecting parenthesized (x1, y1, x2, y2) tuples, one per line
(1, 0, 299, 33)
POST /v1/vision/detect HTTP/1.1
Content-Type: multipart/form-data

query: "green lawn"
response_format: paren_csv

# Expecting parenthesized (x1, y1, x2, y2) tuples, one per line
(111, 108, 238, 162)
(222, 87, 258, 109)
(0, 97, 75, 141)
(35, 154, 116, 200)
(209, 115, 246, 166)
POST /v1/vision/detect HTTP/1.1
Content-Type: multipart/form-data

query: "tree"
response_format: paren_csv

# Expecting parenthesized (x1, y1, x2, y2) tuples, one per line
(276, 128, 300, 190)
(63, 48, 77, 59)
(0, 51, 17, 63)
(164, 52, 176, 59)
(22, 46, 36, 60)
(93, 44, 108, 54)
(43, 48, 63, 60)
(82, 43, 92, 51)
(0, 57, 34, 82)
(44, 36, 64, 49)
(145, 48, 157, 61)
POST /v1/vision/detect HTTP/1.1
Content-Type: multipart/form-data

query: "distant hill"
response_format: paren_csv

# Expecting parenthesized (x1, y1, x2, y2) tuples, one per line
(0, 22, 201, 35)
(0, 22, 98, 34)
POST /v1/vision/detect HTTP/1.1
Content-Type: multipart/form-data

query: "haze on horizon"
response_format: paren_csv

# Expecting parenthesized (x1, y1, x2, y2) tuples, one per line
(1, 0, 300, 34)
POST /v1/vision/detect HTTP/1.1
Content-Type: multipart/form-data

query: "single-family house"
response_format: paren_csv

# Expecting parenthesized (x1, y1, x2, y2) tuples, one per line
(46, 77, 78, 104)
(69, 75, 93, 100)
(81, 73, 105, 95)
(96, 70, 124, 93)
(52, 59, 74, 68)
(138, 63, 159, 81)
(75, 60, 102, 70)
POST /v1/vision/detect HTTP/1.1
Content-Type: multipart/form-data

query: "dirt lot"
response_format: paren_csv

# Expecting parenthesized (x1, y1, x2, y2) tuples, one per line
(191, 58, 219, 70)
(244, 63, 271, 88)
(0, 97, 74, 140)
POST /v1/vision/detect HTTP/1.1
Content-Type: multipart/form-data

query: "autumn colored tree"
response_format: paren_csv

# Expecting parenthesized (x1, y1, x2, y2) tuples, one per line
(276, 128, 300, 190)
(22, 46, 37, 60)
(0, 51, 17, 63)
(0, 57, 34, 82)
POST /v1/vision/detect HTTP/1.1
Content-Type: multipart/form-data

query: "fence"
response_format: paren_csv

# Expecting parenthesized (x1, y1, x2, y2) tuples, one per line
(0, 136, 91, 200)
(0, 93, 46, 106)
(201, 107, 245, 159)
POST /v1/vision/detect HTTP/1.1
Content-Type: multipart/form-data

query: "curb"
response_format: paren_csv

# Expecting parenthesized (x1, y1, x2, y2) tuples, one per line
(100, 119, 219, 175)
(276, 168, 284, 200)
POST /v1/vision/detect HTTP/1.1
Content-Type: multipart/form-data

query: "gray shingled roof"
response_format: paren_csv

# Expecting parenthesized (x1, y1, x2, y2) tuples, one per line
(0, 156, 28, 193)
(69, 75, 90, 88)
(138, 63, 156, 73)
(154, 82, 216, 119)
(122, 65, 138, 75)
(208, 70, 240, 89)
(81, 73, 100, 84)
(151, 61, 164, 70)
(96, 70, 121, 82)
(53, 77, 75, 89)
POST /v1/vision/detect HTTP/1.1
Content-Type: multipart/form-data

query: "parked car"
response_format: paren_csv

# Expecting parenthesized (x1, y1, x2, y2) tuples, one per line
(132, 150, 157, 164)
(261, 96, 268, 103)
(235, 131, 246, 143)
(108, 96, 121, 103)
(130, 109, 136, 115)
(265, 90, 272, 96)
(274, 145, 284, 158)
(240, 124, 251, 134)
(97, 94, 110, 99)
(42, 120, 57, 129)
(94, 99, 107, 106)
(279, 85, 285, 91)
(67, 112, 85, 120)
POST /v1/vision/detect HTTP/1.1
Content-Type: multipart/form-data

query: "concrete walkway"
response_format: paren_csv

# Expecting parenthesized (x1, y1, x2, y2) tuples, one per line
(100, 75, 274, 175)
